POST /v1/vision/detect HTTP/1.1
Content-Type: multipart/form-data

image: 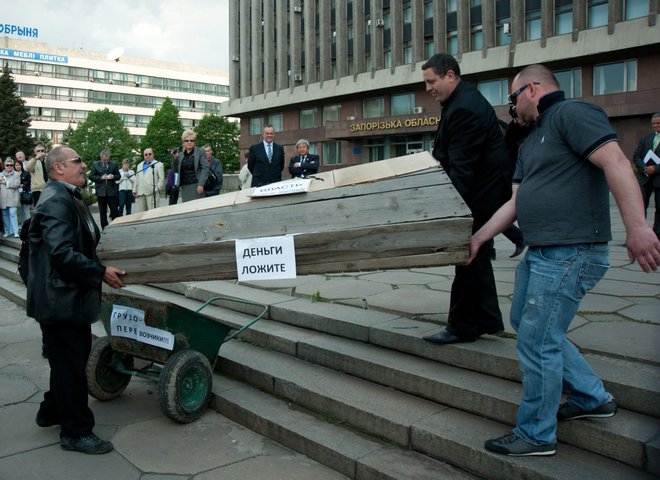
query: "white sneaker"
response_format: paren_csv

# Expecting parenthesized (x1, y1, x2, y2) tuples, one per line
(13, 234, 19, 238)
(2, 233, 9, 238)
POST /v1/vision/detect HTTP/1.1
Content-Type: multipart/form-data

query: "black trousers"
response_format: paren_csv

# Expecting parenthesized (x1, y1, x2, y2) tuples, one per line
(640, 180, 660, 237)
(39, 323, 95, 438)
(97, 195, 118, 229)
(446, 238, 504, 339)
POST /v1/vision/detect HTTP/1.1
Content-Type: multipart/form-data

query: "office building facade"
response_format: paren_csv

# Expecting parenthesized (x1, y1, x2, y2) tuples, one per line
(1, 37, 229, 146)
(222, 0, 659, 172)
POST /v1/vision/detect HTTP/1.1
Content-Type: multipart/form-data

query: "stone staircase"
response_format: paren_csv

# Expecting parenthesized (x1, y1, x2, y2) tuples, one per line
(0, 236, 657, 480)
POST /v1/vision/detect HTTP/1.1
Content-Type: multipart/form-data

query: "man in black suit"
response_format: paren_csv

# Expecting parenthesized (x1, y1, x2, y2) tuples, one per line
(248, 125, 285, 187)
(421, 53, 511, 345)
(88, 149, 119, 230)
(27, 146, 126, 454)
(289, 139, 320, 178)
(632, 113, 660, 239)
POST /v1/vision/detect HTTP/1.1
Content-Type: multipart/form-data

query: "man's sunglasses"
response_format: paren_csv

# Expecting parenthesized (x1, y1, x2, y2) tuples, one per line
(508, 82, 540, 106)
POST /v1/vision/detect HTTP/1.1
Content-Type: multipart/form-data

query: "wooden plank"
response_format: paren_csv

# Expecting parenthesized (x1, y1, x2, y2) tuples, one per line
(98, 153, 472, 284)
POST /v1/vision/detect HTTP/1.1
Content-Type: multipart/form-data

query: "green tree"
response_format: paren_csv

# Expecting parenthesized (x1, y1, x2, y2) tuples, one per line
(195, 114, 241, 172)
(140, 97, 183, 170)
(68, 108, 137, 167)
(60, 123, 75, 145)
(0, 65, 34, 159)
(37, 132, 53, 151)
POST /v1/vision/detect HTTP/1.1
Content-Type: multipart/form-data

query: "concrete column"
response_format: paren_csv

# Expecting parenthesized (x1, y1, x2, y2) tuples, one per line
(335, 0, 348, 78)
(371, 0, 384, 71)
(510, 0, 524, 48)
(304, 0, 317, 83)
(391, 0, 403, 67)
(276, 0, 288, 91)
(609, 0, 623, 34)
(354, 0, 366, 74)
(541, 0, 552, 46)
(482, 0, 496, 50)
(289, 2, 302, 89)
(573, 0, 586, 41)
(250, 0, 263, 95)
(456, 0, 470, 55)
(229, 0, 240, 100)
(263, 0, 275, 93)
(411, 0, 425, 64)
(319, 0, 332, 81)
(433, 0, 447, 56)
(240, 0, 251, 98)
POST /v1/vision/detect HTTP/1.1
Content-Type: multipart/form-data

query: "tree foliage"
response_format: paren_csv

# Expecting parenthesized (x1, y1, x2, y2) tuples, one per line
(68, 108, 137, 167)
(140, 98, 183, 170)
(60, 124, 75, 145)
(0, 65, 34, 159)
(195, 114, 241, 172)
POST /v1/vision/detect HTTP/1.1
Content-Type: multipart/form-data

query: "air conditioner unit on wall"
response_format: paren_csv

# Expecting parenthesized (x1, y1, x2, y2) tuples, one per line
(293, 73, 303, 82)
(293, 6, 302, 13)
(413, 106, 424, 114)
(375, 19, 384, 27)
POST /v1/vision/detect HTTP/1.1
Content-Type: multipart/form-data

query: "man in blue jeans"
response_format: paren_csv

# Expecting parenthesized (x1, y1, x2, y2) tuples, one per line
(468, 64, 660, 456)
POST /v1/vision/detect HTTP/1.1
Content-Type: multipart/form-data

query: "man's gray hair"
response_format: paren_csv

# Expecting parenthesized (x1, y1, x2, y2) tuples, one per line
(45, 146, 68, 172)
(295, 139, 310, 148)
(100, 149, 111, 159)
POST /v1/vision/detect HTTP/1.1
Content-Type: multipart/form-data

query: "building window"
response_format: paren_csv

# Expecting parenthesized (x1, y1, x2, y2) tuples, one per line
(363, 97, 385, 118)
(471, 28, 483, 50)
(496, 19, 512, 45)
(555, 1, 573, 35)
(300, 108, 318, 128)
(447, 0, 457, 13)
(365, 138, 386, 162)
(323, 105, 341, 126)
(554, 68, 582, 98)
(323, 140, 342, 165)
(477, 79, 508, 106)
(526, 0, 542, 40)
(424, 40, 435, 58)
(424, 1, 434, 18)
(391, 93, 415, 116)
(593, 60, 637, 95)
(588, 0, 608, 28)
(625, 0, 648, 20)
(250, 117, 264, 135)
(268, 113, 283, 132)
(447, 32, 458, 55)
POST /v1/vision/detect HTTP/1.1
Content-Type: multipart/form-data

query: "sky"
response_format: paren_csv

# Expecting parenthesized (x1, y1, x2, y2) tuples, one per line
(4, 0, 230, 70)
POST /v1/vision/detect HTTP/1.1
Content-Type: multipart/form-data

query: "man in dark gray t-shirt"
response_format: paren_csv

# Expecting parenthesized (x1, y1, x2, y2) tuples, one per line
(468, 64, 660, 458)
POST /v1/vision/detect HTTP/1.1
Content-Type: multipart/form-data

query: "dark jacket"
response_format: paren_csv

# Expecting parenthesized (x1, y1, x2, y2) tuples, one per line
(88, 160, 120, 197)
(26, 181, 105, 325)
(248, 141, 285, 187)
(206, 157, 224, 195)
(289, 153, 320, 178)
(632, 131, 660, 188)
(173, 147, 210, 188)
(432, 80, 511, 229)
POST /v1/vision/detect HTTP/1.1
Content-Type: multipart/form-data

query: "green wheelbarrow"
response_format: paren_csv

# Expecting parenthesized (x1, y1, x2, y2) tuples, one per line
(86, 292, 267, 423)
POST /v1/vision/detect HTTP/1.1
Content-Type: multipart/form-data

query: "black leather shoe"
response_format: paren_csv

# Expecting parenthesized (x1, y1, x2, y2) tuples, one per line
(60, 434, 113, 455)
(423, 329, 475, 345)
(510, 244, 525, 258)
(35, 411, 59, 428)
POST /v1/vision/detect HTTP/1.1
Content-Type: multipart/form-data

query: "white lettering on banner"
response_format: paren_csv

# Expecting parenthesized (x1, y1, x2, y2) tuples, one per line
(236, 235, 297, 281)
(109, 304, 174, 350)
(250, 178, 311, 197)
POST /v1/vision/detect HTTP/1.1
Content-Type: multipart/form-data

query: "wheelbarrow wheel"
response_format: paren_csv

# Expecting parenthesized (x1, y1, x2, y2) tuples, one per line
(158, 349, 213, 423)
(87, 336, 133, 400)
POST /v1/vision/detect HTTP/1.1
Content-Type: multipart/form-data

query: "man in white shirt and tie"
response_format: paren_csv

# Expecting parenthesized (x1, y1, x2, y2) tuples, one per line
(247, 125, 285, 187)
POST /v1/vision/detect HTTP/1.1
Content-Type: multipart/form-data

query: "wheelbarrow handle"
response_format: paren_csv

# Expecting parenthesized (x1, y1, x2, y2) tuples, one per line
(195, 296, 268, 344)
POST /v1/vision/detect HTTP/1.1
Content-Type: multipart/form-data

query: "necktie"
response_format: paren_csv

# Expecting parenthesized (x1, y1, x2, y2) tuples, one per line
(301, 155, 306, 165)
(653, 133, 660, 151)
(267, 143, 272, 163)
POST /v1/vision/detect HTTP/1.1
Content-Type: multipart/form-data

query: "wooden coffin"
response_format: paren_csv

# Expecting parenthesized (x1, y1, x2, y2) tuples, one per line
(97, 152, 472, 284)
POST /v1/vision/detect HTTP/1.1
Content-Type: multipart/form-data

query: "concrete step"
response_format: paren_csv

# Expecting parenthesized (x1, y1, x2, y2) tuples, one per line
(0, 244, 19, 263)
(0, 256, 23, 285)
(152, 281, 660, 419)
(213, 367, 655, 480)
(217, 339, 658, 473)
(122, 284, 659, 473)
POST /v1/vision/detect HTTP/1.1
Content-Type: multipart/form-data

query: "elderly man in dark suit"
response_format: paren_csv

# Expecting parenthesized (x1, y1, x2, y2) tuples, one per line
(88, 149, 119, 230)
(248, 125, 285, 187)
(27, 146, 126, 454)
(421, 53, 511, 345)
(289, 138, 320, 178)
(632, 113, 660, 239)
(173, 129, 210, 203)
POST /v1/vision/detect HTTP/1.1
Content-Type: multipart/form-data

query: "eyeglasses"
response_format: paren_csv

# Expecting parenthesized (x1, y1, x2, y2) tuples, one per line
(5, 163, 14, 167)
(35, 149, 45, 153)
(144, 152, 153, 156)
(183, 139, 195, 143)
(61, 157, 83, 165)
(508, 82, 540, 106)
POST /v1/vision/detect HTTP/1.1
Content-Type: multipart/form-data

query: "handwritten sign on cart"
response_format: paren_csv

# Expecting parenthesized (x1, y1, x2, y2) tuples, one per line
(110, 304, 174, 351)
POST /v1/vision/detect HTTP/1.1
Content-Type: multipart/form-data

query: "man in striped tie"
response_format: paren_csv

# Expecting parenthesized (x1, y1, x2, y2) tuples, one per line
(247, 125, 285, 188)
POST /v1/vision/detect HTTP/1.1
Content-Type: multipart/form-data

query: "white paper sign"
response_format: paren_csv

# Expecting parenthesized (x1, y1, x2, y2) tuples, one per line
(250, 178, 312, 197)
(235, 235, 297, 281)
(109, 304, 174, 351)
